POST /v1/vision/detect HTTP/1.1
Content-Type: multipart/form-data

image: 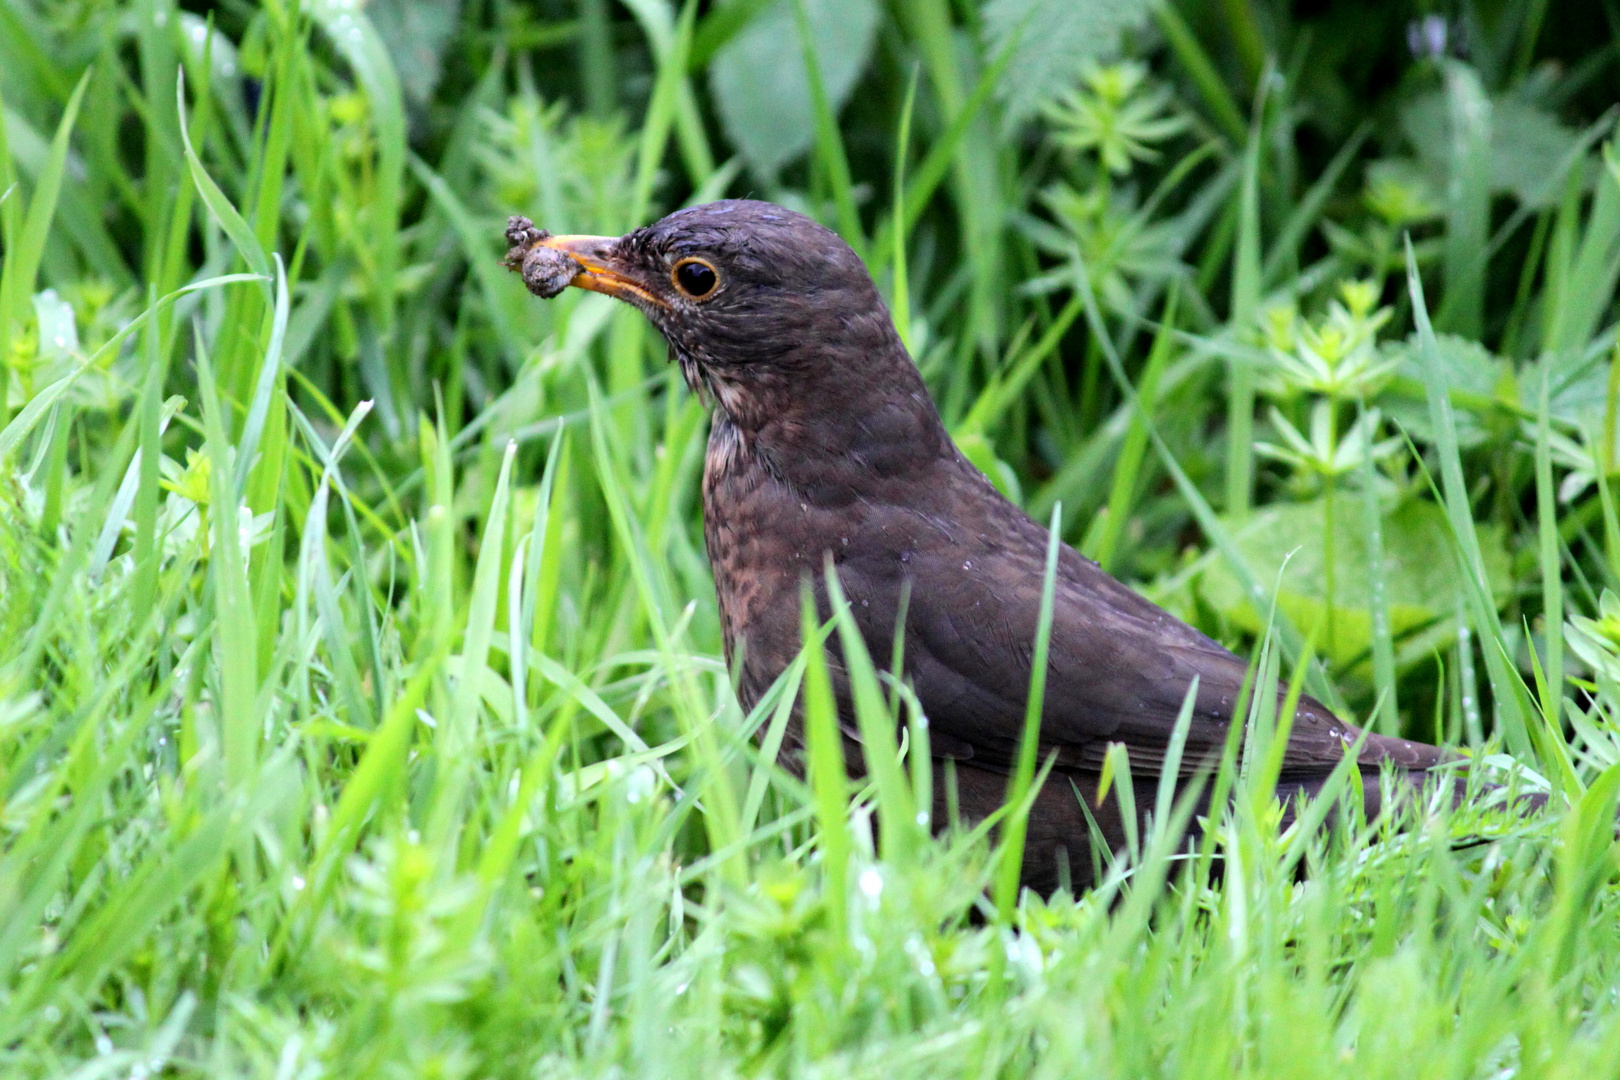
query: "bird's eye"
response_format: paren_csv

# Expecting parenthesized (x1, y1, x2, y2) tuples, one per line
(672, 258, 719, 299)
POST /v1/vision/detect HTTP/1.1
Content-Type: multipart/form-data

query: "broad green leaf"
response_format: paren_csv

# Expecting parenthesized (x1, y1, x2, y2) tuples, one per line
(1382, 332, 1512, 447)
(366, 0, 460, 107)
(1199, 498, 1512, 670)
(708, 0, 878, 178)
(1401, 85, 1586, 208)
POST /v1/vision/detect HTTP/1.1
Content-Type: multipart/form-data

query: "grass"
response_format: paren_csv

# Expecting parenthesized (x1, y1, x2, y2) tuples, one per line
(3, 0, 1620, 1075)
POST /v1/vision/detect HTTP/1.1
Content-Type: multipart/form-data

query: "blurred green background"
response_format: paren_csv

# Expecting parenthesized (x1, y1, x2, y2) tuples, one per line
(6, 0, 1620, 1075)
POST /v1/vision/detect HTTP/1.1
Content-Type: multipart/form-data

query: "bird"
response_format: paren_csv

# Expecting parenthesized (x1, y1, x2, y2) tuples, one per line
(504, 199, 1515, 893)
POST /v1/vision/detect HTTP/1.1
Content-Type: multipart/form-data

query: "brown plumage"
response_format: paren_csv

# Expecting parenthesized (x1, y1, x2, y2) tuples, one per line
(508, 201, 1483, 892)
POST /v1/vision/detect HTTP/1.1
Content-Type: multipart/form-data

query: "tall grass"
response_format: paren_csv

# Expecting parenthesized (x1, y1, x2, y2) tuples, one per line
(2, 1, 1620, 1075)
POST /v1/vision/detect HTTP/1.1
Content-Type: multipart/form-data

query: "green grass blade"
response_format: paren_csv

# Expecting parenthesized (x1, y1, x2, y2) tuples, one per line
(1535, 367, 1565, 736)
(628, 0, 699, 222)
(823, 559, 917, 862)
(1153, 1, 1247, 144)
(1544, 144, 1620, 356)
(1435, 63, 1492, 339)
(1092, 286, 1177, 571)
(1262, 122, 1370, 290)
(233, 253, 290, 495)
(1358, 401, 1398, 733)
(867, 34, 1016, 275)
(801, 581, 850, 942)
(177, 67, 270, 285)
(1405, 238, 1533, 760)
(792, 0, 862, 251)
(994, 503, 1062, 919)
(1225, 78, 1265, 521)
(890, 64, 920, 354)
(309, 0, 405, 321)
(0, 69, 89, 421)
(429, 439, 518, 846)
(195, 322, 260, 788)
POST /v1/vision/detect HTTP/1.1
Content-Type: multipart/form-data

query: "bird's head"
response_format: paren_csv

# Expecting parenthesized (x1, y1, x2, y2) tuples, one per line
(516, 200, 907, 426)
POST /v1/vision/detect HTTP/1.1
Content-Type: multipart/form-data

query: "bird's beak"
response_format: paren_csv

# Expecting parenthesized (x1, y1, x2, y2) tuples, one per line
(533, 234, 668, 309)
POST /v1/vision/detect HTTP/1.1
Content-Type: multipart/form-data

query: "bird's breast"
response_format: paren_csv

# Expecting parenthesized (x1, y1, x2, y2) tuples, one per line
(701, 414, 933, 710)
(703, 418, 809, 701)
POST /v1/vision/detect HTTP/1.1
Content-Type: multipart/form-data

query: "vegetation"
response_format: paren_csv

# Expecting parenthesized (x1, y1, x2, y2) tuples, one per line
(4, 0, 1620, 1074)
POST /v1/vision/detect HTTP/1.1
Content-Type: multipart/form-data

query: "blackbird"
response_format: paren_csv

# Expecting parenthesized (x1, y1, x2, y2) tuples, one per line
(507, 200, 1499, 893)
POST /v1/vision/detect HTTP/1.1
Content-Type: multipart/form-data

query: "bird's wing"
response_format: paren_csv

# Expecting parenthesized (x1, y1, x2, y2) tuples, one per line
(840, 500, 1443, 779)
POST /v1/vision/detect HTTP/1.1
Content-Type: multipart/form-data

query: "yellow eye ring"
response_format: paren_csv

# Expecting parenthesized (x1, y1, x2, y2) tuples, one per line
(671, 257, 720, 299)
